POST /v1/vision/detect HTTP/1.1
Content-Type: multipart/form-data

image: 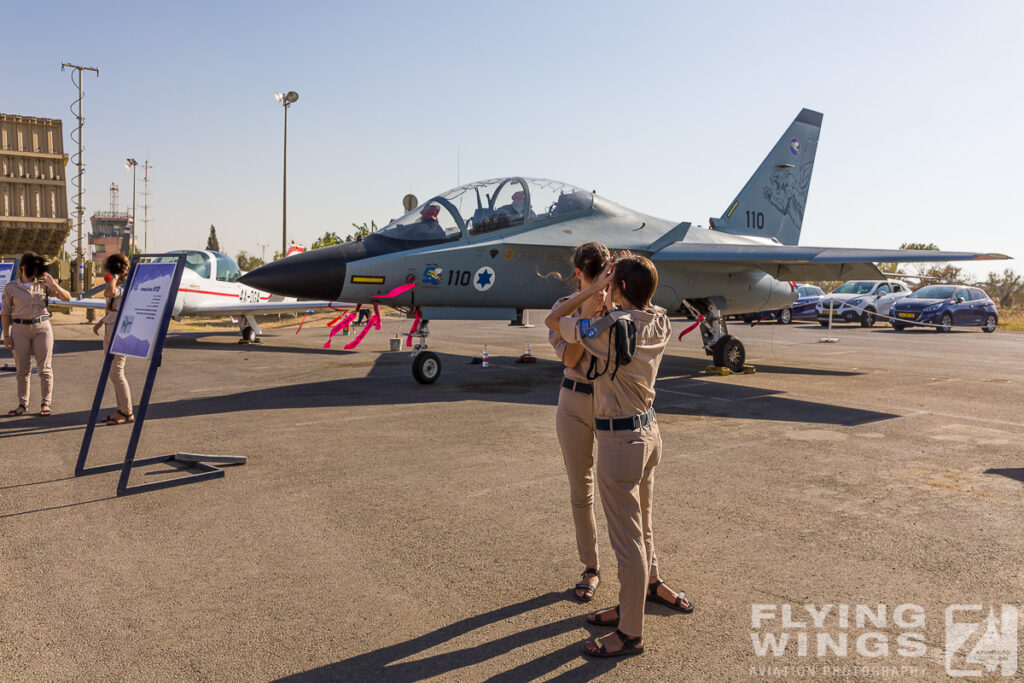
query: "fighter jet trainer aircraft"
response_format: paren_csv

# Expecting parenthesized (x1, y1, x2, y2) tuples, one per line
(241, 109, 1009, 383)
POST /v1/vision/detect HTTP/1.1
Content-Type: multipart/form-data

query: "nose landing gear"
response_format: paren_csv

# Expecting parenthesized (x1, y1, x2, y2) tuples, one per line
(682, 299, 747, 374)
(410, 319, 441, 383)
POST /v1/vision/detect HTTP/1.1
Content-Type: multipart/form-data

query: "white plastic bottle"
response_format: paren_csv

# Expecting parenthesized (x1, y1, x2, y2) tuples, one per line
(482, 345, 489, 367)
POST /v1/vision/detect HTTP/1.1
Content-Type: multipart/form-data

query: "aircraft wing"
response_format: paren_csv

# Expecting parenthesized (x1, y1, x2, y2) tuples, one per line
(650, 244, 1010, 281)
(48, 297, 106, 310)
(186, 300, 341, 316)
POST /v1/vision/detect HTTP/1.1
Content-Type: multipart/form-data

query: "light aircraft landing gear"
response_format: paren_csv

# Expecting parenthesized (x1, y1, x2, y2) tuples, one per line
(410, 320, 441, 384)
(239, 315, 261, 344)
(682, 299, 747, 373)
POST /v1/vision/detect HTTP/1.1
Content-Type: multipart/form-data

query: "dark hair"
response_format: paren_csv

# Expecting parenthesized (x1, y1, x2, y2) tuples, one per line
(106, 253, 130, 276)
(572, 242, 611, 283)
(19, 252, 48, 279)
(613, 256, 658, 309)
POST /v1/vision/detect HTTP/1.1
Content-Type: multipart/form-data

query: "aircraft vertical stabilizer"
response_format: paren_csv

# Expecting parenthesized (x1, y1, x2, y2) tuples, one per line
(710, 108, 822, 245)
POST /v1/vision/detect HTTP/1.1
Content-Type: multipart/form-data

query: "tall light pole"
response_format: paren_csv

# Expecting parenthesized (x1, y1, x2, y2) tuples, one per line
(274, 91, 298, 258)
(124, 158, 138, 254)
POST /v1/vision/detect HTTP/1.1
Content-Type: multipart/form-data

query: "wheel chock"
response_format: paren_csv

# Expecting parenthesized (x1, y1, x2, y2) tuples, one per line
(741, 365, 757, 374)
(705, 365, 731, 375)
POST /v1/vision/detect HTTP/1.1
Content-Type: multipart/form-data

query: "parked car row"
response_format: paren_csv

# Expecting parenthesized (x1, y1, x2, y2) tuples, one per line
(741, 280, 999, 333)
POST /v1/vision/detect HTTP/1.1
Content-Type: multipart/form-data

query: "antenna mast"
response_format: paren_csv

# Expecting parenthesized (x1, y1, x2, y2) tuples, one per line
(141, 160, 152, 251)
(60, 61, 99, 293)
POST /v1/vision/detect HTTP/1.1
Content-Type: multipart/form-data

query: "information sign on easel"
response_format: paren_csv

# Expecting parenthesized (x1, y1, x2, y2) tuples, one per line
(76, 253, 245, 495)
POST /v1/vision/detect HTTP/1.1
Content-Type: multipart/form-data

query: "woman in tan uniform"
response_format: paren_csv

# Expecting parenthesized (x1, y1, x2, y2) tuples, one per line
(546, 254, 693, 658)
(1, 252, 71, 416)
(92, 254, 134, 425)
(547, 242, 610, 602)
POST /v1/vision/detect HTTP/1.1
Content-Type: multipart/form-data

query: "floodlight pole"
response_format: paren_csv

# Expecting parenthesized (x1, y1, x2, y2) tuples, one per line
(125, 158, 138, 253)
(274, 91, 298, 258)
(282, 101, 288, 258)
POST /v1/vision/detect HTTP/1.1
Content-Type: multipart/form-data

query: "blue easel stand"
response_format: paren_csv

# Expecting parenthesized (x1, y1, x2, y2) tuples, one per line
(75, 253, 246, 496)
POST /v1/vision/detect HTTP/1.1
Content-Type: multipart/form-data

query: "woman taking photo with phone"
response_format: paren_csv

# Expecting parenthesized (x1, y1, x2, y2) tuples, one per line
(546, 252, 694, 658)
(547, 242, 611, 603)
(1, 252, 71, 416)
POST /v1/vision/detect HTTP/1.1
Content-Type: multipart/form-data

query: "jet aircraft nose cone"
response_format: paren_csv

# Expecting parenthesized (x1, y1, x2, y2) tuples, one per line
(239, 245, 349, 300)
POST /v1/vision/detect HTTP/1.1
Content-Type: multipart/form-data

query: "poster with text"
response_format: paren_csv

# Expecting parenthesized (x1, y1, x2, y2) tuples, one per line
(109, 262, 177, 360)
(0, 263, 14, 308)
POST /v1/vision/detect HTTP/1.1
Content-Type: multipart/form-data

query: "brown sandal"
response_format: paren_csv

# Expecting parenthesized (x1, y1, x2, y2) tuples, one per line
(574, 568, 600, 602)
(6, 404, 26, 417)
(103, 410, 134, 425)
(40, 404, 52, 416)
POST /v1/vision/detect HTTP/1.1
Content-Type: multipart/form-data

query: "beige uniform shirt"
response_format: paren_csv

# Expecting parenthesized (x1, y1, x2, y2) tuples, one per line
(101, 284, 124, 325)
(2, 279, 57, 320)
(547, 296, 593, 383)
(558, 306, 671, 418)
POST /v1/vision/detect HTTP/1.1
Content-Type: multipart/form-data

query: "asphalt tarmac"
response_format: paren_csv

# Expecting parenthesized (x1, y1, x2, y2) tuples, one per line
(1, 313, 1022, 682)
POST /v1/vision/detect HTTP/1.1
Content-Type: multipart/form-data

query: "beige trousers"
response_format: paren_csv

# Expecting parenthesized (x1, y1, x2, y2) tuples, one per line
(596, 420, 662, 638)
(103, 323, 132, 415)
(555, 386, 598, 568)
(11, 321, 53, 407)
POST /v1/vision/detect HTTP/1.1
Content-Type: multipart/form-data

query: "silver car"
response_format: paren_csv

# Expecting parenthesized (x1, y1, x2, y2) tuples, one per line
(816, 279, 912, 327)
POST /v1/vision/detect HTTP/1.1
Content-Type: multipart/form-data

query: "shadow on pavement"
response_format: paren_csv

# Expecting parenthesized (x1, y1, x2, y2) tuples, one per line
(276, 591, 615, 682)
(984, 468, 1024, 483)
(1, 349, 898, 437)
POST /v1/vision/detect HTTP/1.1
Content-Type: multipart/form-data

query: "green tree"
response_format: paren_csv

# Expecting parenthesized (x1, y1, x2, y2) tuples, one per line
(206, 225, 220, 252)
(236, 250, 264, 271)
(983, 268, 1023, 308)
(347, 220, 378, 242)
(312, 231, 343, 250)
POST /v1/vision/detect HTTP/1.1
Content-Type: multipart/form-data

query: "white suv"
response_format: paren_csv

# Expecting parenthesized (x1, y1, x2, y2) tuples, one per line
(816, 280, 912, 327)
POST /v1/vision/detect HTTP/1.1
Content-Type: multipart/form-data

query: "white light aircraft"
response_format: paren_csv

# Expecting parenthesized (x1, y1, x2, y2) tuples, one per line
(51, 250, 337, 342)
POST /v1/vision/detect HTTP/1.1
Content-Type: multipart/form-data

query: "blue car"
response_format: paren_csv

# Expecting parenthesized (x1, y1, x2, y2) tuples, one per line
(741, 284, 825, 324)
(890, 285, 999, 333)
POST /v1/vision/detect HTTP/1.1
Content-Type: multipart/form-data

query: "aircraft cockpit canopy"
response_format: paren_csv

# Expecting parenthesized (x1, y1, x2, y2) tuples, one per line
(151, 250, 241, 282)
(371, 177, 594, 247)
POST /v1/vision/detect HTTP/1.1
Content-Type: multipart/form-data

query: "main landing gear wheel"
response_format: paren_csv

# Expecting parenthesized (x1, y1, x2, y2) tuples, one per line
(413, 351, 441, 384)
(713, 335, 745, 373)
(241, 326, 257, 343)
(778, 308, 793, 325)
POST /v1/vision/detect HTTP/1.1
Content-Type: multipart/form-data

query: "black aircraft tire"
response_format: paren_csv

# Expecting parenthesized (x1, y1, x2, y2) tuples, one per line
(713, 335, 745, 373)
(242, 326, 257, 343)
(413, 351, 442, 384)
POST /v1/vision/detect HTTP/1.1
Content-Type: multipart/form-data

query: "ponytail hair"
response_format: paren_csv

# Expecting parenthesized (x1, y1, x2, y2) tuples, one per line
(19, 252, 48, 279)
(571, 242, 611, 285)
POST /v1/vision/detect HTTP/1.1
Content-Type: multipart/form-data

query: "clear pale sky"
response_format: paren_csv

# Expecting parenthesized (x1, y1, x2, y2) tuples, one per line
(7, 0, 1021, 280)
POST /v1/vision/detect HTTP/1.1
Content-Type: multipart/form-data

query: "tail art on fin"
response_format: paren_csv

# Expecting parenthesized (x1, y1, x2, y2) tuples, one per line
(710, 108, 822, 246)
